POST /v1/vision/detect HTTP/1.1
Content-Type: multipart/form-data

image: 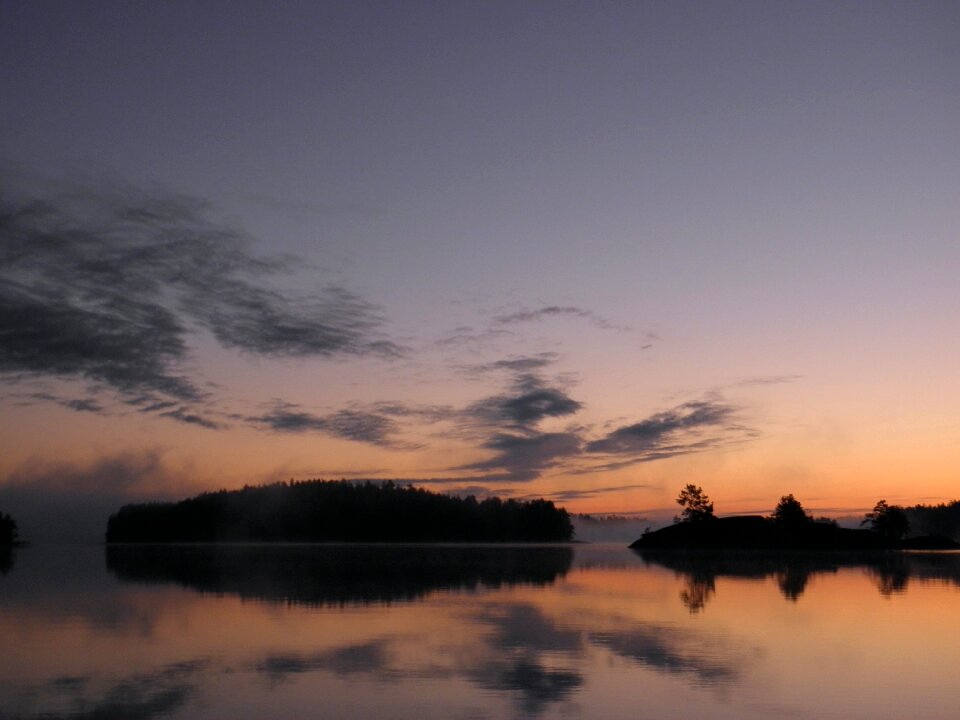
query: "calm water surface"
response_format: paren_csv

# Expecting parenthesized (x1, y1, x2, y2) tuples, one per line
(2, 543, 959, 719)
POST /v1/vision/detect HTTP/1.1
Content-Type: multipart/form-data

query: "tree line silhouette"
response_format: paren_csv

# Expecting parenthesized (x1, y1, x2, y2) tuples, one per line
(633, 485, 960, 550)
(0, 511, 17, 546)
(905, 500, 960, 541)
(105, 480, 574, 543)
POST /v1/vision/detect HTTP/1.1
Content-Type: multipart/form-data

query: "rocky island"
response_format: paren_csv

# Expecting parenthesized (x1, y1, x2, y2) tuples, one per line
(630, 487, 960, 551)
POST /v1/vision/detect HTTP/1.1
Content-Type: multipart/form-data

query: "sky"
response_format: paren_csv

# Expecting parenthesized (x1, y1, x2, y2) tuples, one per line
(1, 0, 959, 541)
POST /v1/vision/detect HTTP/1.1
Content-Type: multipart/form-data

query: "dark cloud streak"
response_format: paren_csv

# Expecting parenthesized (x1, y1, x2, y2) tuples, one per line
(247, 399, 456, 448)
(494, 305, 627, 331)
(63, 397, 105, 413)
(461, 432, 583, 482)
(735, 374, 804, 386)
(586, 399, 741, 457)
(466, 373, 581, 431)
(547, 482, 654, 502)
(0, 182, 400, 419)
(0, 279, 199, 400)
(455, 367, 584, 481)
(250, 405, 399, 447)
(159, 407, 220, 430)
(464, 353, 559, 375)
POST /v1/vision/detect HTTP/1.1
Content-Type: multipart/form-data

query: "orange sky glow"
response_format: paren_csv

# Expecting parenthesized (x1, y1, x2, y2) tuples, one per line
(2, 2, 958, 541)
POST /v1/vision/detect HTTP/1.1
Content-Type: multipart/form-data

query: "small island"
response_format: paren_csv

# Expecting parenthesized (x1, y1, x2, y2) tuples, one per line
(630, 486, 960, 551)
(106, 479, 574, 543)
(0, 511, 18, 546)
(0, 511, 18, 576)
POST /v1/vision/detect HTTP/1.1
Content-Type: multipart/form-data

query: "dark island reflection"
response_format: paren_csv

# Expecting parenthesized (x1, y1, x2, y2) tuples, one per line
(105, 544, 574, 606)
(634, 549, 960, 611)
(0, 545, 13, 576)
(5, 544, 960, 719)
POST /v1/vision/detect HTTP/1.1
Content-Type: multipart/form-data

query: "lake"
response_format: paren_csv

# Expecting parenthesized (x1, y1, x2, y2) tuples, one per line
(2, 543, 959, 719)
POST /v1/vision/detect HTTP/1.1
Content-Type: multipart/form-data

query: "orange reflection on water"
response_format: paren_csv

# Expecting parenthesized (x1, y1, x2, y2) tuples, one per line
(3, 546, 960, 720)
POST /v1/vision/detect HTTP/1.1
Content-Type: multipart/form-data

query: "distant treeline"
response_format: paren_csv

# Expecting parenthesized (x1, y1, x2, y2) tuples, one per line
(907, 501, 960, 541)
(106, 480, 574, 543)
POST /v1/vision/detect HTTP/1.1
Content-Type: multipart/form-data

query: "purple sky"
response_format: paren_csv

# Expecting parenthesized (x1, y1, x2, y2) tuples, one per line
(2, 1, 959, 541)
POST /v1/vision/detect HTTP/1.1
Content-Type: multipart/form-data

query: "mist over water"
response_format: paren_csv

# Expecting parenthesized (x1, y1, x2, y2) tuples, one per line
(2, 544, 960, 719)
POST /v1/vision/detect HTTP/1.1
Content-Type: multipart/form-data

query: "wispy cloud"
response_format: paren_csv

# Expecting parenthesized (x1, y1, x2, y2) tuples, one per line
(15, 391, 106, 414)
(364, 401, 455, 424)
(460, 432, 584, 482)
(545, 483, 655, 502)
(250, 404, 399, 447)
(448, 359, 756, 483)
(249, 400, 454, 448)
(494, 305, 628, 331)
(586, 399, 736, 454)
(584, 398, 753, 468)
(63, 397, 105, 413)
(465, 373, 581, 432)
(734, 374, 804, 387)
(462, 353, 560, 376)
(453, 361, 585, 481)
(434, 324, 514, 348)
(159, 407, 221, 430)
(0, 180, 400, 418)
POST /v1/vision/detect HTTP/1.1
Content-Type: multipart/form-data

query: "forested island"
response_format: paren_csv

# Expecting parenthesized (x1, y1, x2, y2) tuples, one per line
(106, 480, 574, 543)
(631, 486, 960, 551)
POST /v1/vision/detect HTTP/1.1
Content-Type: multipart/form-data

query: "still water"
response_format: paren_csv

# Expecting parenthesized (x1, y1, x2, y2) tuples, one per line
(2, 543, 959, 719)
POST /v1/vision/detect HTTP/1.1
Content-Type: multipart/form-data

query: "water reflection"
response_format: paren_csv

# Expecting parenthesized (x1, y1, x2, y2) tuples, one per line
(635, 549, 960, 610)
(0, 546, 13, 576)
(19, 660, 207, 720)
(590, 626, 742, 683)
(105, 544, 573, 605)
(250, 603, 590, 717)
(4, 545, 960, 719)
(244, 594, 745, 715)
(95, 545, 748, 716)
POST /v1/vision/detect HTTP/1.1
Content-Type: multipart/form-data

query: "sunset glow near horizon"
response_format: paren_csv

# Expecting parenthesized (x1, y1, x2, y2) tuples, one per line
(2, 1, 958, 540)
